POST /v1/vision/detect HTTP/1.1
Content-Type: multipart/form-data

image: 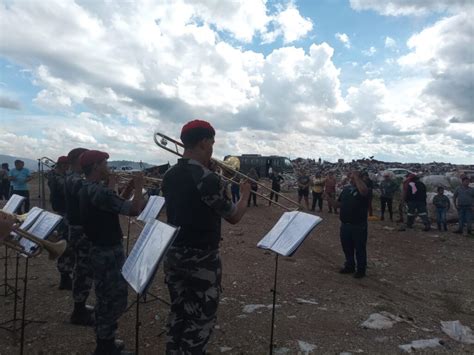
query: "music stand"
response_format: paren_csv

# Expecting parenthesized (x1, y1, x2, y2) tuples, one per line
(1, 194, 27, 298)
(122, 219, 179, 354)
(257, 211, 322, 354)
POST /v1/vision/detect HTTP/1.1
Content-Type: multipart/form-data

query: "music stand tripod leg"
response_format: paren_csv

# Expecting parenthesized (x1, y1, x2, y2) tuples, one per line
(135, 293, 141, 355)
(269, 253, 279, 355)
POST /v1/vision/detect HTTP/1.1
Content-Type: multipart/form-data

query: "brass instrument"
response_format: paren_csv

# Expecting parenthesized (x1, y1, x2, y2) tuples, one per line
(153, 132, 300, 211)
(0, 211, 66, 260)
(114, 172, 162, 189)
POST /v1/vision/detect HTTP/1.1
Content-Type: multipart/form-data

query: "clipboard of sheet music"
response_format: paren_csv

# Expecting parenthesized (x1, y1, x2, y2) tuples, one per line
(122, 219, 179, 294)
(257, 211, 322, 257)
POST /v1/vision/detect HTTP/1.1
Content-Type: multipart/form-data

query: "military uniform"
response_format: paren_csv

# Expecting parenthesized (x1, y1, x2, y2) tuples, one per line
(162, 158, 235, 354)
(47, 170, 74, 282)
(65, 172, 94, 308)
(79, 180, 132, 347)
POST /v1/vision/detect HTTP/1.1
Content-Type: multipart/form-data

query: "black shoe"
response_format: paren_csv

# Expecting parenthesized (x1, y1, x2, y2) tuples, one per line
(70, 306, 95, 326)
(339, 267, 355, 274)
(354, 271, 366, 279)
(423, 225, 431, 232)
(58, 274, 72, 290)
(453, 230, 462, 234)
(93, 338, 131, 355)
(380, 215, 384, 221)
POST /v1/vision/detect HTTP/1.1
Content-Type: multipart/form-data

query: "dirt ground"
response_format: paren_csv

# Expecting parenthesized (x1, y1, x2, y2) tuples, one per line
(1, 176, 474, 354)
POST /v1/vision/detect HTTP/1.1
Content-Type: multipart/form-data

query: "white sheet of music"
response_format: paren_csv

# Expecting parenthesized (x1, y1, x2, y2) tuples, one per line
(137, 195, 165, 222)
(11, 207, 43, 240)
(20, 211, 62, 253)
(122, 219, 178, 294)
(2, 194, 26, 213)
(258, 211, 322, 257)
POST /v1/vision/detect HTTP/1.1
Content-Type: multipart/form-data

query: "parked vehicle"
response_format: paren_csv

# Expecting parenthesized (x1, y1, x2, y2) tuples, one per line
(224, 154, 293, 177)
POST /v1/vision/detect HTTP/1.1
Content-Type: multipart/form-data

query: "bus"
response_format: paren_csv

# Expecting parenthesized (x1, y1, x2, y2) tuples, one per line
(224, 154, 293, 177)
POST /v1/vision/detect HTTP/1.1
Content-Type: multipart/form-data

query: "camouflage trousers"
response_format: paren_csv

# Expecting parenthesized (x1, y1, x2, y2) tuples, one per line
(164, 246, 222, 355)
(69, 226, 94, 303)
(91, 244, 128, 340)
(56, 220, 74, 275)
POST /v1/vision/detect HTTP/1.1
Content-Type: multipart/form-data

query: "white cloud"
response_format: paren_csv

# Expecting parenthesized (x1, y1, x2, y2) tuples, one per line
(398, 12, 474, 123)
(0, 0, 471, 164)
(262, 3, 313, 44)
(350, 0, 473, 16)
(335, 33, 351, 48)
(362, 46, 377, 56)
(384, 36, 396, 49)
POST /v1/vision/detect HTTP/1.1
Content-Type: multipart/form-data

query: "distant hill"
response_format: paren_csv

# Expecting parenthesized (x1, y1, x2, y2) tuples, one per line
(0, 154, 39, 171)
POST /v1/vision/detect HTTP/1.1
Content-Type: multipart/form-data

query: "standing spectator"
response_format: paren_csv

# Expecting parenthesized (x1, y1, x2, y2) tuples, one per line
(330, 171, 369, 278)
(8, 160, 31, 213)
(269, 171, 284, 206)
(231, 176, 240, 203)
(404, 174, 430, 231)
(453, 176, 474, 235)
(247, 167, 259, 207)
(433, 186, 450, 231)
(311, 172, 325, 212)
(361, 172, 374, 216)
(0, 163, 10, 200)
(325, 171, 338, 213)
(379, 172, 399, 221)
(297, 171, 310, 210)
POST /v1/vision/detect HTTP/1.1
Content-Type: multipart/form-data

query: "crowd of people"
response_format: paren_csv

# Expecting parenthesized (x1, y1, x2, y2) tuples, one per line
(1, 119, 473, 354)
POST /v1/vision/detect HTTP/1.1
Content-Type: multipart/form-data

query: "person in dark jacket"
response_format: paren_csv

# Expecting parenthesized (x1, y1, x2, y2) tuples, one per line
(403, 174, 430, 231)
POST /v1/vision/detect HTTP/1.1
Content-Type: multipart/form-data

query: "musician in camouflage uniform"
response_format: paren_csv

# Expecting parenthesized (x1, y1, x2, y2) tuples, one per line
(162, 120, 251, 354)
(79, 150, 145, 355)
(65, 147, 96, 325)
(47, 155, 74, 290)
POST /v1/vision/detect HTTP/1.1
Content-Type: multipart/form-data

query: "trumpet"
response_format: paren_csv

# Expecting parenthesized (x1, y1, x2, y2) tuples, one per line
(0, 211, 66, 260)
(153, 132, 300, 211)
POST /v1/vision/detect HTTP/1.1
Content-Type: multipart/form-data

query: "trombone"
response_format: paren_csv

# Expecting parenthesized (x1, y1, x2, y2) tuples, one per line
(0, 211, 66, 260)
(114, 172, 163, 190)
(39, 156, 57, 169)
(153, 132, 300, 211)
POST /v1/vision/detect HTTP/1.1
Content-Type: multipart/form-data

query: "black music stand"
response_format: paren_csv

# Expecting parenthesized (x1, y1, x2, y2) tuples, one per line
(122, 220, 179, 354)
(0, 254, 46, 354)
(0, 245, 17, 297)
(256, 211, 322, 354)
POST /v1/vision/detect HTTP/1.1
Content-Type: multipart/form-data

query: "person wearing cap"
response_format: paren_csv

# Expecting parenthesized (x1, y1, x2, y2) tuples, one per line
(47, 156, 73, 290)
(64, 147, 95, 326)
(329, 170, 369, 278)
(162, 119, 251, 354)
(379, 172, 399, 221)
(8, 160, 31, 213)
(453, 176, 474, 235)
(79, 150, 145, 355)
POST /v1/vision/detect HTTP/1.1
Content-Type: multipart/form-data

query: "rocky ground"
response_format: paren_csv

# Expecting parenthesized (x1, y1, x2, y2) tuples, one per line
(1, 177, 474, 354)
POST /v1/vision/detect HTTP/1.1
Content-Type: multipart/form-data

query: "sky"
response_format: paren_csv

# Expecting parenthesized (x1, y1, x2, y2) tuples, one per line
(0, 0, 473, 165)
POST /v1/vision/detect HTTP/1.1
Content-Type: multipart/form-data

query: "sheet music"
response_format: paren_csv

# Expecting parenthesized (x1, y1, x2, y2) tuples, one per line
(122, 219, 178, 294)
(11, 207, 43, 240)
(257, 211, 298, 249)
(258, 211, 322, 257)
(2, 194, 26, 213)
(19, 211, 62, 253)
(137, 195, 165, 222)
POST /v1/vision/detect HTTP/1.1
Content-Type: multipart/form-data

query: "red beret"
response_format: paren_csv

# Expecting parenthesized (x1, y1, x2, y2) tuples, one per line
(79, 150, 109, 168)
(57, 156, 69, 164)
(181, 120, 215, 136)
